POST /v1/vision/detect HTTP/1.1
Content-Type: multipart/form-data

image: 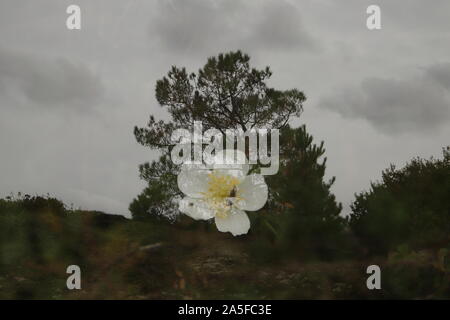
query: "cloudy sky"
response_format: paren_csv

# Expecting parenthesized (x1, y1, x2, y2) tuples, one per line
(1, 0, 449, 217)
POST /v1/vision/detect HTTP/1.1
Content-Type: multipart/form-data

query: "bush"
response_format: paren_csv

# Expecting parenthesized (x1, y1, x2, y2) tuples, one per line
(349, 147, 450, 255)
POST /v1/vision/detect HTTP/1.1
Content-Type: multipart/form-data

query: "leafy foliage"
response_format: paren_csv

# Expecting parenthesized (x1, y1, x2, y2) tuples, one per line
(349, 147, 450, 254)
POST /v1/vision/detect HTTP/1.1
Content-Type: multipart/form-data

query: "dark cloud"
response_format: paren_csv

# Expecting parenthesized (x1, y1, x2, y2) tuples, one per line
(248, 1, 316, 50)
(319, 63, 450, 134)
(426, 62, 450, 90)
(0, 48, 103, 111)
(150, 0, 317, 54)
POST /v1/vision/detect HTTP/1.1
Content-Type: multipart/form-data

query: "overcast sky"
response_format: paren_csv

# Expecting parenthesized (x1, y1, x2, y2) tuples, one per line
(1, 0, 449, 217)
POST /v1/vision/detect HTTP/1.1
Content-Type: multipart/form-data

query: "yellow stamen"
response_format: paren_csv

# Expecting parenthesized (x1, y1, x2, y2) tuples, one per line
(202, 172, 241, 219)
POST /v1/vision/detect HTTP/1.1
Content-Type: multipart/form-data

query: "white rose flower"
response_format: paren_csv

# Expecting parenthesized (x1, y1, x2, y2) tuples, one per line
(177, 150, 268, 236)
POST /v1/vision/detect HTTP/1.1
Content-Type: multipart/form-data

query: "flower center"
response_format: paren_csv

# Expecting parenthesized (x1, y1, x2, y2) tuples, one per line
(203, 171, 241, 219)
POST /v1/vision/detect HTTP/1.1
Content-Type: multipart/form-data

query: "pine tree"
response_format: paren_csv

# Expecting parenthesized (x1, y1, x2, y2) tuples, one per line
(130, 51, 305, 219)
(259, 125, 345, 259)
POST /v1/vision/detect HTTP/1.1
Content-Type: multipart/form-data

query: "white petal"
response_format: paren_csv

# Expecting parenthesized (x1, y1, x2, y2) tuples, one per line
(179, 198, 215, 220)
(177, 167, 211, 198)
(215, 208, 250, 236)
(211, 149, 249, 178)
(235, 174, 268, 211)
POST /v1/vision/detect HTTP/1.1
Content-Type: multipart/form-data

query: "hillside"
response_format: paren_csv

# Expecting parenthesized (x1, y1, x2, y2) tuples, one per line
(1, 195, 449, 299)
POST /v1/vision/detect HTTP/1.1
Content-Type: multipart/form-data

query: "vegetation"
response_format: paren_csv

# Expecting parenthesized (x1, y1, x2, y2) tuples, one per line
(1, 186, 449, 299)
(349, 147, 450, 255)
